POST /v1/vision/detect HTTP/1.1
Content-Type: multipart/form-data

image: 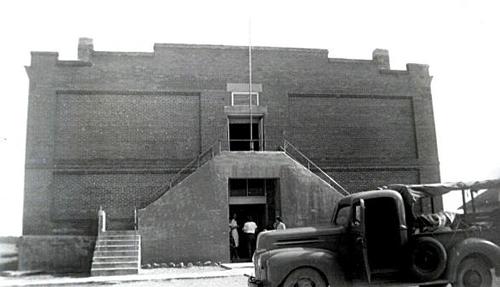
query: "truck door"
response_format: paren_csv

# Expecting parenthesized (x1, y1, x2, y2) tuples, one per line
(347, 199, 371, 283)
(364, 196, 405, 273)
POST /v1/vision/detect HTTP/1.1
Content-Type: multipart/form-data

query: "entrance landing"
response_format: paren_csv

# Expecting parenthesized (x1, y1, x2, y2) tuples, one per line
(138, 151, 345, 265)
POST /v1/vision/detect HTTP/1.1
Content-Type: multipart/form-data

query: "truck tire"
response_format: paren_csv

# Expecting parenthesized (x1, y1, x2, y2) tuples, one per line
(282, 267, 327, 287)
(454, 257, 492, 287)
(409, 237, 447, 281)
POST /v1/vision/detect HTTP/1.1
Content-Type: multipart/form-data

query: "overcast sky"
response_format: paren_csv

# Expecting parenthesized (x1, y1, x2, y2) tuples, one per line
(0, 0, 499, 236)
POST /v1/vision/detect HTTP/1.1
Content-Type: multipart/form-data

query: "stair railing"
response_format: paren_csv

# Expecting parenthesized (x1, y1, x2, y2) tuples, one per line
(282, 139, 350, 196)
(147, 140, 223, 203)
(168, 141, 222, 188)
(147, 137, 349, 204)
(134, 207, 138, 231)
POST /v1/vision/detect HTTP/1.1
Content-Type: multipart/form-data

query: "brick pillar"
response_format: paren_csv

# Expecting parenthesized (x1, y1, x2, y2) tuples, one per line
(372, 49, 390, 69)
(78, 37, 93, 62)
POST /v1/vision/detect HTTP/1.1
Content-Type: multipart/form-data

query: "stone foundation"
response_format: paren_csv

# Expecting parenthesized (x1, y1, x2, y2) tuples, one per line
(18, 235, 96, 273)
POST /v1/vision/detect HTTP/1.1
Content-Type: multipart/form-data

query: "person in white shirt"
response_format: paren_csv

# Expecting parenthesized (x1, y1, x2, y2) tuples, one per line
(243, 216, 258, 258)
(274, 216, 286, 230)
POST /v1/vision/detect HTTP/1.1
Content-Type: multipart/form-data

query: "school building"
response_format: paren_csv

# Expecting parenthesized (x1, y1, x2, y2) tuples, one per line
(20, 38, 440, 275)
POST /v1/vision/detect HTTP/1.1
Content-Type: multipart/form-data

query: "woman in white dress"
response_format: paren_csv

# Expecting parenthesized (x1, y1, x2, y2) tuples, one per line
(229, 214, 239, 260)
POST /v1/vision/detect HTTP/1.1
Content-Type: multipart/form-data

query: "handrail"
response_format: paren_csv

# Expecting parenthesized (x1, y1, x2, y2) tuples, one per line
(134, 207, 138, 231)
(146, 137, 349, 206)
(282, 139, 349, 196)
(146, 140, 223, 205)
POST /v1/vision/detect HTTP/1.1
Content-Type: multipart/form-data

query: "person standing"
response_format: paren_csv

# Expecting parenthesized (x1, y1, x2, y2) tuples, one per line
(274, 216, 286, 230)
(243, 216, 258, 258)
(229, 214, 239, 260)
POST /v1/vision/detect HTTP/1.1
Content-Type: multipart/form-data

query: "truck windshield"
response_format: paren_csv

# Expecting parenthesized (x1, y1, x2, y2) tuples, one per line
(334, 205, 350, 226)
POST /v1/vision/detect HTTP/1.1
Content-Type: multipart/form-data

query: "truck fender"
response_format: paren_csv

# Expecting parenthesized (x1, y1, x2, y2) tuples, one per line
(445, 237, 500, 280)
(265, 247, 348, 286)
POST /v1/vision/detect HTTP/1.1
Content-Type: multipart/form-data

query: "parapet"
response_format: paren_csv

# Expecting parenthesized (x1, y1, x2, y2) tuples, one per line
(78, 37, 94, 61)
(407, 63, 429, 75)
(29, 51, 58, 67)
(27, 38, 430, 79)
(372, 49, 390, 70)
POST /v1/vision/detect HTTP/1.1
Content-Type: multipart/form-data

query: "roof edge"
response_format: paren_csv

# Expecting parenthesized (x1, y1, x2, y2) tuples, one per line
(153, 43, 328, 54)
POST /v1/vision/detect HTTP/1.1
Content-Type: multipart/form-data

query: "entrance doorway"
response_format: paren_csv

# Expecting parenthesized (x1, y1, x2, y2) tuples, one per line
(229, 204, 265, 260)
(228, 117, 263, 151)
(228, 178, 279, 262)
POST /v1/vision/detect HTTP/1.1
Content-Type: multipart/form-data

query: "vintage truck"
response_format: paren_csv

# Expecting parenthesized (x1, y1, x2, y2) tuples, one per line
(248, 179, 500, 287)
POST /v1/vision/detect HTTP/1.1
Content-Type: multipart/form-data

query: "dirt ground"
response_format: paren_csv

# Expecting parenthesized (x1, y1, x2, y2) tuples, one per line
(62, 276, 249, 287)
(0, 260, 498, 286)
(63, 274, 500, 287)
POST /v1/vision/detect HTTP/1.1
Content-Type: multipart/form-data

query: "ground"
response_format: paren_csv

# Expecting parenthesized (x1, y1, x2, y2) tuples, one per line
(0, 269, 499, 286)
(63, 275, 500, 287)
(35, 275, 500, 287)
(63, 276, 248, 287)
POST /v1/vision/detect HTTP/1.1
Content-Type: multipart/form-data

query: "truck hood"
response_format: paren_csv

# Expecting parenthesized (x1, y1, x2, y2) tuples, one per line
(255, 225, 345, 255)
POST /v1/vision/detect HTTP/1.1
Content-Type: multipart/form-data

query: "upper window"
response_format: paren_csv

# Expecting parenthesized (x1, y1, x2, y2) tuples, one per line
(231, 92, 259, 106)
(229, 178, 270, 197)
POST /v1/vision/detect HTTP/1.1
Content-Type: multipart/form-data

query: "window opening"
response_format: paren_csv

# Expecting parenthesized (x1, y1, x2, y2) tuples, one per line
(229, 179, 270, 197)
(229, 123, 260, 151)
(231, 92, 259, 106)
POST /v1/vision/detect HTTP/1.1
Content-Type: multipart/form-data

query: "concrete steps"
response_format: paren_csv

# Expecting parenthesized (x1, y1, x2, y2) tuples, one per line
(90, 230, 141, 276)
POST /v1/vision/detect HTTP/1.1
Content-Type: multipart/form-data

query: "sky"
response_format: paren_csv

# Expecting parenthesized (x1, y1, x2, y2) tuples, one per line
(0, 0, 499, 236)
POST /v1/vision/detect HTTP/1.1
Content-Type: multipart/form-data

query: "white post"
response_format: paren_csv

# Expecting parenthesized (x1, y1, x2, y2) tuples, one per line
(98, 206, 106, 233)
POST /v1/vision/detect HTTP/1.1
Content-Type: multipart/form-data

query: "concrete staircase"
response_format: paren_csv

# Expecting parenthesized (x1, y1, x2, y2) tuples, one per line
(90, 230, 141, 276)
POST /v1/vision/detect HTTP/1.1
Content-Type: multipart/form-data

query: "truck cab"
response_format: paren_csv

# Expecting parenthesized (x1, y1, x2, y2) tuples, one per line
(249, 181, 500, 287)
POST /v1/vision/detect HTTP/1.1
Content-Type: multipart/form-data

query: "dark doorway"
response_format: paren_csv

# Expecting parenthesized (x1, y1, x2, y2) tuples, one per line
(229, 204, 266, 260)
(229, 123, 260, 151)
(228, 178, 280, 262)
(365, 197, 402, 271)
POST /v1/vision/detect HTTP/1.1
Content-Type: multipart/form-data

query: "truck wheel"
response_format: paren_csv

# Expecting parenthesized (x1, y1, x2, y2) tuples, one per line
(282, 267, 327, 287)
(454, 257, 492, 287)
(409, 237, 447, 281)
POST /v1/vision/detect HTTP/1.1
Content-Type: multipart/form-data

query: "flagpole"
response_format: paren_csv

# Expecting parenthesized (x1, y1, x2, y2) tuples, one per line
(248, 18, 253, 151)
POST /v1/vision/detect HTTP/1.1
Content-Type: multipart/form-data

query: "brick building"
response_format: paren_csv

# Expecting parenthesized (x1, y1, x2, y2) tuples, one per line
(21, 38, 440, 273)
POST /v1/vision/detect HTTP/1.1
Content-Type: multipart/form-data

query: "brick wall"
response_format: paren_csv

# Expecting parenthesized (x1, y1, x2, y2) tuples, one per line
(52, 172, 173, 220)
(327, 169, 420, 193)
(24, 41, 440, 237)
(55, 92, 200, 161)
(288, 94, 417, 160)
